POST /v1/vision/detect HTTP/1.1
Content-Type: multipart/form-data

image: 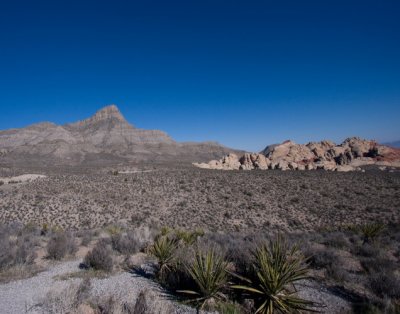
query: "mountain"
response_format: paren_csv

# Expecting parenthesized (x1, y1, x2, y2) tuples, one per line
(0, 105, 240, 166)
(194, 137, 400, 171)
(383, 140, 400, 148)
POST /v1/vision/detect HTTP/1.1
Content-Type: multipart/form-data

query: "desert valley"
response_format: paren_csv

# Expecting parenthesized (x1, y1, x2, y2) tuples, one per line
(0, 105, 399, 314)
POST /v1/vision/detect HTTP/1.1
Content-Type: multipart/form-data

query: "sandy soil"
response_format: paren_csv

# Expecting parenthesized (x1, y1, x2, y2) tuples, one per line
(0, 174, 46, 184)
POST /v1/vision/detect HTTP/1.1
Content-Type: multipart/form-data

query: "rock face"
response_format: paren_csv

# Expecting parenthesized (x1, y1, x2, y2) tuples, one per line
(194, 137, 400, 171)
(194, 153, 241, 170)
(0, 105, 240, 166)
(194, 153, 271, 171)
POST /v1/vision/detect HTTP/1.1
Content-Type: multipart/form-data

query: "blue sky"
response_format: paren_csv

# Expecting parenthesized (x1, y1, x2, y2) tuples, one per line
(0, 0, 399, 151)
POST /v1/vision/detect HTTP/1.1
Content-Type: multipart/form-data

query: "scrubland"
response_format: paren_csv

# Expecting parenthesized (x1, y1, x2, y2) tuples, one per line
(0, 165, 399, 313)
(0, 166, 398, 231)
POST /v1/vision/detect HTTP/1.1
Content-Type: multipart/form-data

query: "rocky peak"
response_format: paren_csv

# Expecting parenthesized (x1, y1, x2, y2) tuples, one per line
(92, 105, 126, 122)
(66, 104, 132, 130)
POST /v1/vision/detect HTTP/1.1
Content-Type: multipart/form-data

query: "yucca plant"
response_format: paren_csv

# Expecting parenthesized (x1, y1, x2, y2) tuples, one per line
(178, 248, 229, 311)
(359, 222, 385, 244)
(232, 237, 315, 314)
(149, 236, 178, 280)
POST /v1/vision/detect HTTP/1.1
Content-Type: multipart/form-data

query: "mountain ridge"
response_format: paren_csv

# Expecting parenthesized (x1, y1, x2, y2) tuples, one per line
(0, 105, 241, 166)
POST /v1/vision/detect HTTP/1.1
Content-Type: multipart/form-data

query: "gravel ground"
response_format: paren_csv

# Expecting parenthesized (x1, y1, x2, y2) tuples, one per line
(0, 260, 194, 314)
(0, 261, 81, 314)
(297, 279, 352, 313)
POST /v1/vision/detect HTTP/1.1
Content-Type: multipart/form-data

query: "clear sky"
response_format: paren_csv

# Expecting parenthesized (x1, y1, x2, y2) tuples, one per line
(0, 1, 399, 151)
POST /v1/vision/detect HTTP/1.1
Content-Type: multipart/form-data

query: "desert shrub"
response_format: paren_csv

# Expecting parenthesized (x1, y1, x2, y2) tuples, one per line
(41, 223, 49, 236)
(134, 289, 175, 314)
(159, 227, 205, 245)
(306, 247, 349, 281)
(214, 302, 243, 314)
(200, 232, 257, 276)
(325, 263, 349, 282)
(308, 248, 338, 269)
(41, 278, 137, 314)
(360, 256, 398, 274)
(175, 229, 204, 245)
(14, 235, 37, 264)
(47, 231, 77, 260)
(0, 237, 14, 269)
(105, 224, 123, 236)
(41, 279, 92, 314)
(75, 278, 92, 305)
(353, 243, 379, 257)
(322, 231, 350, 249)
(84, 240, 113, 272)
(178, 248, 229, 310)
(41, 283, 82, 313)
(0, 224, 37, 270)
(80, 230, 93, 246)
(370, 272, 400, 298)
(96, 296, 119, 314)
(233, 237, 314, 314)
(111, 230, 142, 255)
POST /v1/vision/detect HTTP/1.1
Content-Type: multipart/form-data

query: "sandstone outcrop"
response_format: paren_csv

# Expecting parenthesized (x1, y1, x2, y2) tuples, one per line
(194, 153, 270, 171)
(194, 137, 400, 171)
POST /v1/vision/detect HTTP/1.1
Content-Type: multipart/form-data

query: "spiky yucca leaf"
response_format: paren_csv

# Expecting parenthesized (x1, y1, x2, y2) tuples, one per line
(178, 248, 229, 310)
(359, 222, 385, 244)
(149, 236, 178, 279)
(232, 236, 316, 314)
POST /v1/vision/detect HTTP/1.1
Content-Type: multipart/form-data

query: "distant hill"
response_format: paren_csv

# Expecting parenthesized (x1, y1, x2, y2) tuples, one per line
(383, 140, 400, 148)
(0, 105, 242, 166)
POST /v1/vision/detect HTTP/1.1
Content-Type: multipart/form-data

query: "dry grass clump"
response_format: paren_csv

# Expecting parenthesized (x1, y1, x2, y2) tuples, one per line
(39, 280, 173, 314)
(39, 278, 92, 313)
